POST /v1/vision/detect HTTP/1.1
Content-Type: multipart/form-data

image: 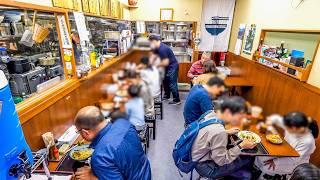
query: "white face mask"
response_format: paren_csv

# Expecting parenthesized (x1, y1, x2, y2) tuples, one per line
(150, 43, 157, 50)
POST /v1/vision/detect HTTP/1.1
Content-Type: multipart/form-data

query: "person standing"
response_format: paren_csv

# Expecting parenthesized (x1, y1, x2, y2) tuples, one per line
(149, 34, 181, 105)
(74, 106, 151, 180)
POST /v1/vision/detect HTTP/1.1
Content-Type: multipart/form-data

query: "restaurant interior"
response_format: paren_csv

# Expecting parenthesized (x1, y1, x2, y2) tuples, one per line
(0, 0, 320, 179)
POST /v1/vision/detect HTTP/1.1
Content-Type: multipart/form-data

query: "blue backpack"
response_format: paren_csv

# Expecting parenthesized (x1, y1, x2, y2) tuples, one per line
(172, 110, 224, 175)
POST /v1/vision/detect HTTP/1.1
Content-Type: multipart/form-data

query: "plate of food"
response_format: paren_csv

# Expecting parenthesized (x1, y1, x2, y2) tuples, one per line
(266, 134, 283, 144)
(237, 131, 261, 143)
(70, 144, 94, 162)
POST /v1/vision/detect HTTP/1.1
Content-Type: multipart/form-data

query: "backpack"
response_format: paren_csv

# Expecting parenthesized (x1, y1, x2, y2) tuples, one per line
(172, 110, 224, 175)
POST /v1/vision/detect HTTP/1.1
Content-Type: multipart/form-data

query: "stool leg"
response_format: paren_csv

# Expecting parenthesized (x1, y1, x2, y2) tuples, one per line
(147, 127, 150, 148)
(153, 121, 156, 140)
(160, 103, 163, 120)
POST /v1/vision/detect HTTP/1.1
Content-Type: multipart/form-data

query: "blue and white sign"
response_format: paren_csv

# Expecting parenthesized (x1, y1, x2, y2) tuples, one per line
(199, 0, 235, 52)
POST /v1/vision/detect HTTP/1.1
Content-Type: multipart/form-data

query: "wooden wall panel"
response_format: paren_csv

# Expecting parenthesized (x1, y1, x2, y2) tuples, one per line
(178, 63, 192, 83)
(21, 50, 148, 150)
(227, 52, 320, 166)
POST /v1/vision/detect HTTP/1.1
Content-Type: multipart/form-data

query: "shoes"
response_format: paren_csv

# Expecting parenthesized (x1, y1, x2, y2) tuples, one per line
(162, 97, 170, 101)
(168, 101, 181, 105)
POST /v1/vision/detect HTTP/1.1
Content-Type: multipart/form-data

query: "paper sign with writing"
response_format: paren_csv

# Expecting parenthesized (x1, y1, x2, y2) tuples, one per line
(57, 15, 72, 49)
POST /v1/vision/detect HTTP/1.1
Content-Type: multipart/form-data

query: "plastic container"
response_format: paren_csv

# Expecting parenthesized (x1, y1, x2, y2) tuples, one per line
(0, 70, 34, 180)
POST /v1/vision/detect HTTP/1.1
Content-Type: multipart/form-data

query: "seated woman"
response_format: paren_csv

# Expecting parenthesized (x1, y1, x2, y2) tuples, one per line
(193, 60, 226, 85)
(125, 84, 146, 131)
(254, 112, 319, 179)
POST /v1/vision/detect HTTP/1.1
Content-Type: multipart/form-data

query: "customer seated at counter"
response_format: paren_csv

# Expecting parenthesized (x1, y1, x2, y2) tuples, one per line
(125, 84, 146, 131)
(74, 106, 151, 180)
(187, 52, 212, 79)
(192, 96, 256, 180)
(126, 70, 154, 117)
(254, 112, 319, 179)
(183, 76, 225, 125)
(193, 60, 226, 85)
(138, 56, 161, 99)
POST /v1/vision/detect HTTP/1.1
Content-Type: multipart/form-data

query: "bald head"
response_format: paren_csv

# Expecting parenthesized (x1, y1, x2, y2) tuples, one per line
(74, 106, 104, 130)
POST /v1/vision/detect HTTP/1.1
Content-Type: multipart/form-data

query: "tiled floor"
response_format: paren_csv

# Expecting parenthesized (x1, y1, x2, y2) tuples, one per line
(147, 93, 199, 180)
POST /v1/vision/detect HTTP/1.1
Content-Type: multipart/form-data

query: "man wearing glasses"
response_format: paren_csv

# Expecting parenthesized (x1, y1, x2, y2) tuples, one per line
(73, 106, 151, 180)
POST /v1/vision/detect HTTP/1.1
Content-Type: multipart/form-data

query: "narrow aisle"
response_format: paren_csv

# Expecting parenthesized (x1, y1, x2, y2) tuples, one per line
(147, 93, 198, 180)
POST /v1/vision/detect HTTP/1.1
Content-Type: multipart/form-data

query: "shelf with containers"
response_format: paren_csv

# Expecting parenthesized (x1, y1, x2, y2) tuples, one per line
(253, 29, 320, 82)
(0, 1, 75, 105)
(160, 22, 196, 63)
(68, 12, 133, 77)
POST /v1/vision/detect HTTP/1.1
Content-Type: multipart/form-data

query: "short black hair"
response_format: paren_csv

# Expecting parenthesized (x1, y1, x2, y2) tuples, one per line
(291, 163, 320, 180)
(148, 34, 161, 41)
(109, 110, 128, 123)
(284, 112, 319, 138)
(128, 84, 141, 98)
(140, 56, 150, 66)
(126, 70, 138, 79)
(74, 106, 105, 130)
(207, 76, 225, 87)
(220, 96, 247, 114)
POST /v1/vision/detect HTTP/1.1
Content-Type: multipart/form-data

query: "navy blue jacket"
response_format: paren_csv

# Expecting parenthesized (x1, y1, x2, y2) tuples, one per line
(90, 119, 151, 180)
(183, 85, 213, 124)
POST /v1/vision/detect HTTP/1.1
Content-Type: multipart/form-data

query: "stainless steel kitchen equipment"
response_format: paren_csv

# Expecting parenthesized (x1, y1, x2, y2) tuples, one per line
(9, 66, 46, 96)
(7, 57, 32, 74)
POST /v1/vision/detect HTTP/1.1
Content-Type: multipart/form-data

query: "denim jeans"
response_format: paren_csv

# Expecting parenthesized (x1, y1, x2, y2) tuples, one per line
(195, 156, 253, 180)
(163, 66, 180, 102)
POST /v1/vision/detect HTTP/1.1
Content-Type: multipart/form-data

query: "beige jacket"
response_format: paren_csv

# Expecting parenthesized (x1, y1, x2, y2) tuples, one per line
(191, 112, 241, 166)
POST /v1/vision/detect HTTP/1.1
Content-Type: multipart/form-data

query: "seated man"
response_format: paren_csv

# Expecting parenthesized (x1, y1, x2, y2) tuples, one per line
(183, 76, 226, 125)
(187, 51, 212, 79)
(74, 106, 151, 180)
(192, 96, 256, 180)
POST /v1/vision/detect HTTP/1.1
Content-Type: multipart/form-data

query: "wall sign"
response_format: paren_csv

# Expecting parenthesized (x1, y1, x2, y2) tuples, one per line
(243, 24, 257, 55)
(199, 0, 235, 52)
(57, 15, 72, 49)
(73, 12, 90, 42)
(160, 8, 174, 21)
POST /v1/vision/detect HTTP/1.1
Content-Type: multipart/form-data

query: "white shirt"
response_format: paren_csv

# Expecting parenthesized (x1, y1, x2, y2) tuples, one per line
(140, 66, 161, 98)
(255, 115, 316, 176)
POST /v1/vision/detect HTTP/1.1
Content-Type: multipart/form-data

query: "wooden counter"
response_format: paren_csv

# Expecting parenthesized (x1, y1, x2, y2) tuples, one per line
(227, 52, 320, 166)
(20, 49, 149, 151)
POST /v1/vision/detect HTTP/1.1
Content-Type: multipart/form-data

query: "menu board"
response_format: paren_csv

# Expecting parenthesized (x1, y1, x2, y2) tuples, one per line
(52, 0, 74, 10)
(110, 0, 120, 18)
(89, 0, 99, 14)
(82, 0, 90, 13)
(73, 0, 82, 11)
(57, 15, 72, 49)
(99, 0, 109, 16)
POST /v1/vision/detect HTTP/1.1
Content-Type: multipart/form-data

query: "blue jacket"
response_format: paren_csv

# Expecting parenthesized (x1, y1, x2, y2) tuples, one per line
(90, 119, 151, 180)
(183, 85, 213, 124)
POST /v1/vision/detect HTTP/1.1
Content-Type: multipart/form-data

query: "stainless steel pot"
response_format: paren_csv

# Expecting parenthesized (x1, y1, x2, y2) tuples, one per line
(39, 57, 56, 66)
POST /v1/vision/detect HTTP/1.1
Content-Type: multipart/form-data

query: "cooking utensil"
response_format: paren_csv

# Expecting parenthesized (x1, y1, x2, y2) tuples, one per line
(39, 57, 56, 66)
(33, 23, 50, 43)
